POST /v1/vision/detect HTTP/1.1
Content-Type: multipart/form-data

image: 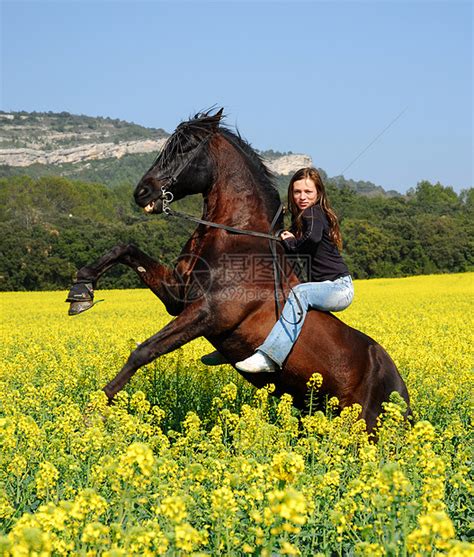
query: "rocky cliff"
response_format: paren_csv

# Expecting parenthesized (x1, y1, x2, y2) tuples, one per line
(0, 139, 168, 167)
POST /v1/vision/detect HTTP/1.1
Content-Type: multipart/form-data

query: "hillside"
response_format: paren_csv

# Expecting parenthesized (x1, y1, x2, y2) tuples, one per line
(2, 111, 471, 292)
(0, 111, 391, 196)
(0, 111, 168, 150)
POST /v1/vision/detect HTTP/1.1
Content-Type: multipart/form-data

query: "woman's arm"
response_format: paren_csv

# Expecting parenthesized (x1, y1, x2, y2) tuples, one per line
(280, 231, 297, 251)
(281, 206, 324, 251)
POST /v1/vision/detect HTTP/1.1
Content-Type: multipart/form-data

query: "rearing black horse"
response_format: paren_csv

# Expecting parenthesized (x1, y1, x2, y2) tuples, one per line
(67, 109, 411, 431)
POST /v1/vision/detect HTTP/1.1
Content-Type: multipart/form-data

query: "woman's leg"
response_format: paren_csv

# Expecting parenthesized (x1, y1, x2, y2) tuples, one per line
(303, 275, 354, 313)
(256, 284, 311, 366)
(256, 276, 354, 367)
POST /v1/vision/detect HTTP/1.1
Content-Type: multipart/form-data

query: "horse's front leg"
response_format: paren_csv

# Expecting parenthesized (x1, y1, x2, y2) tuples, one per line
(66, 243, 183, 316)
(103, 302, 210, 400)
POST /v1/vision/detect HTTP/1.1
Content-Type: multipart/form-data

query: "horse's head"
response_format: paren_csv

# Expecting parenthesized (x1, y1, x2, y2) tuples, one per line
(134, 109, 223, 214)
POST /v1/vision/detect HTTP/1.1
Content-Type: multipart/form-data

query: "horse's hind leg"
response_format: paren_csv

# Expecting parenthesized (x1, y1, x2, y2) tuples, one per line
(103, 302, 210, 400)
(67, 243, 180, 315)
(359, 344, 412, 432)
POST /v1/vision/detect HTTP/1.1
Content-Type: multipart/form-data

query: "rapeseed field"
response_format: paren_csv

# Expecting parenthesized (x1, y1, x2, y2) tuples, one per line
(0, 273, 472, 556)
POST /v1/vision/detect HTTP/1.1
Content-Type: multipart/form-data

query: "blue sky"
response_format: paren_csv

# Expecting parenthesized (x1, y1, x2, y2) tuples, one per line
(1, 0, 472, 193)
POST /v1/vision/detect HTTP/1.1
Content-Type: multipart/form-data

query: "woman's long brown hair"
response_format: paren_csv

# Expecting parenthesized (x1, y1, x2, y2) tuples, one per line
(287, 167, 343, 251)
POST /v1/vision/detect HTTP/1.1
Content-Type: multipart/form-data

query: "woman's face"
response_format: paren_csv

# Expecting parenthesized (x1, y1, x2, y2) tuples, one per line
(292, 177, 318, 210)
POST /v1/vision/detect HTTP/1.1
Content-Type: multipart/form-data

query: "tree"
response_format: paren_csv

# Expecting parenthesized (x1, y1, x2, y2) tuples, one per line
(407, 180, 461, 216)
(341, 219, 398, 279)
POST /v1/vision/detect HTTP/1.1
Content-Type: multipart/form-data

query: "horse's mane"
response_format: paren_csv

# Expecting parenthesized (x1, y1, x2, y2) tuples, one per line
(153, 109, 281, 211)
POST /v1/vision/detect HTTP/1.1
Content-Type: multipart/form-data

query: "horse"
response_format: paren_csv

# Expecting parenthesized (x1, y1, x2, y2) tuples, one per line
(66, 108, 411, 432)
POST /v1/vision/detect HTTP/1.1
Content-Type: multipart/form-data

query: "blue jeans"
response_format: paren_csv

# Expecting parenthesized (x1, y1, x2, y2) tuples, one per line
(257, 275, 354, 366)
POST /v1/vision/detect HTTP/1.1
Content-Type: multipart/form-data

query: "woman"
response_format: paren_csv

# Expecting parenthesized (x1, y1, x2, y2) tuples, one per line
(235, 167, 354, 373)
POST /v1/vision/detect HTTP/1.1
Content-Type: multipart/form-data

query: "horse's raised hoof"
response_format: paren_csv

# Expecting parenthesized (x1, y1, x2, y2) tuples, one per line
(68, 300, 94, 316)
(65, 282, 94, 316)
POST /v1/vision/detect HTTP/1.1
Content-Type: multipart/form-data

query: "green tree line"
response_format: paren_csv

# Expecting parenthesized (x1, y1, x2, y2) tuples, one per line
(0, 175, 472, 291)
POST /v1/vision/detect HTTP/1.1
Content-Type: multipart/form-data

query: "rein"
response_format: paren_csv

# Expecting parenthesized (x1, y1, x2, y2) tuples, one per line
(164, 203, 304, 324)
(164, 206, 283, 241)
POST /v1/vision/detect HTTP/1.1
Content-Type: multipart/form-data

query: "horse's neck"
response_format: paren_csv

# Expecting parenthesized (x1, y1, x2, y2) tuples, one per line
(203, 145, 274, 230)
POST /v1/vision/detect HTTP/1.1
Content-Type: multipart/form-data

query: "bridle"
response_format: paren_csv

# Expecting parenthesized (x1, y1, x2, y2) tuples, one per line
(152, 134, 213, 215)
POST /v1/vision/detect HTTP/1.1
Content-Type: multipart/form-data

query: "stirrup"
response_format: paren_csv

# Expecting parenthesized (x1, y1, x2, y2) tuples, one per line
(66, 282, 94, 315)
(200, 350, 229, 366)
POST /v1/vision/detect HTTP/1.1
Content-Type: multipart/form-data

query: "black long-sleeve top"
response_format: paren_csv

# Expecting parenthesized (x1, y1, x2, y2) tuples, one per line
(281, 205, 349, 282)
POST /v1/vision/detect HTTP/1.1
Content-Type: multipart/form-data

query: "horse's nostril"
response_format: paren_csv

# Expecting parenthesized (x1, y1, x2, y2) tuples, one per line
(136, 185, 149, 199)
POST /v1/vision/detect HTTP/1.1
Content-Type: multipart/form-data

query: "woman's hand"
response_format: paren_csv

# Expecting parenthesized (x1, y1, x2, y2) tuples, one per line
(280, 231, 296, 241)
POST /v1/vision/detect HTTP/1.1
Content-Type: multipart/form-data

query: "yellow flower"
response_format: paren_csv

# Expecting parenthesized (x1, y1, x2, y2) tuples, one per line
(211, 486, 238, 521)
(35, 462, 59, 499)
(174, 523, 208, 552)
(355, 541, 386, 556)
(70, 489, 108, 522)
(281, 540, 301, 555)
(307, 372, 323, 389)
(271, 451, 305, 483)
(321, 470, 340, 489)
(407, 511, 456, 554)
(7, 525, 52, 556)
(123, 522, 169, 555)
(157, 495, 187, 523)
(130, 390, 151, 414)
(447, 541, 474, 556)
(117, 442, 154, 486)
(221, 382, 238, 402)
(34, 502, 69, 533)
(267, 488, 308, 526)
(81, 521, 109, 544)
(408, 420, 436, 444)
(0, 493, 14, 520)
(150, 405, 166, 426)
(1, 276, 472, 555)
(182, 412, 202, 440)
(7, 455, 27, 478)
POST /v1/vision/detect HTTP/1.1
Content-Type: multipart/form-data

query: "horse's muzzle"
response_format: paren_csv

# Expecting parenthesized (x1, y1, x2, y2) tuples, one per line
(142, 197, 164, 214)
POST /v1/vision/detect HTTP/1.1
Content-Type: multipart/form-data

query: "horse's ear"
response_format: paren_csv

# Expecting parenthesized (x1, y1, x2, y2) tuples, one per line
(211, 108, 224, 130)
